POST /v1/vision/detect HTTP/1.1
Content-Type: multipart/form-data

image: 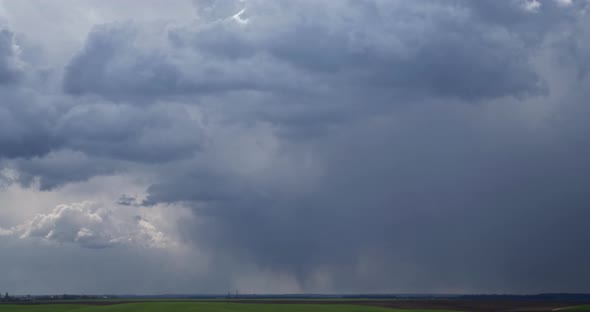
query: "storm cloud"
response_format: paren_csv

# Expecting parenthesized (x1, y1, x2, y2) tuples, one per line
(0, 28, 23, 84)
(1, 0, 590, 294)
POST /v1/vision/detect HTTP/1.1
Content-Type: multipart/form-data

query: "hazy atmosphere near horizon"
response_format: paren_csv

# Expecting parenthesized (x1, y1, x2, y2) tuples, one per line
(0, 0, 589, 295)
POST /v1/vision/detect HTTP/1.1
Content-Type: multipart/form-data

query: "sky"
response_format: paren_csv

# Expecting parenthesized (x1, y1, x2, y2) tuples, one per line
(0, 0, 589, 295)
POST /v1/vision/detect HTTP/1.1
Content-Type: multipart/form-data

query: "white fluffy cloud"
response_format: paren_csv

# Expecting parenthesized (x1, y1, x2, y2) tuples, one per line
(523, 0, 542, 12)
(522, 0, 574, 12)
(555, 0, 573, 6)
(3, 201, 173, 249)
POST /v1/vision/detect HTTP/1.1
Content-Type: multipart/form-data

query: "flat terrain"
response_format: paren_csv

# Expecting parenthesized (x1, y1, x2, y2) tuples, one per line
(229, 300, 590, 312)
(1, 300, 589, 312)
(0, 302, 448, 312)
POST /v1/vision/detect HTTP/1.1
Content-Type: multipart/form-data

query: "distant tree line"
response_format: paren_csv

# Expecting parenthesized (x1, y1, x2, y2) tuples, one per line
(0, 293, 119, 303)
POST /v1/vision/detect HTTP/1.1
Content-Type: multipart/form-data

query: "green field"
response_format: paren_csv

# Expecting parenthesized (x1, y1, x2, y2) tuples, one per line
(563, 306, 590, 311)
(0, 302, 454, 312)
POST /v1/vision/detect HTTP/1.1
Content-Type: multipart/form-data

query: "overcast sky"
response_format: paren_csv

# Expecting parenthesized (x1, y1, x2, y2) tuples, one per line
(1, 0, 590, 295)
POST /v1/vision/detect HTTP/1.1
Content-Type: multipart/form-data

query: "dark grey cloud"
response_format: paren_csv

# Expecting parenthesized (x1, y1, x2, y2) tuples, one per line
(117, 194, 139, 206)
(465, 0, 580, 36)
(0, 88, 60, 159)
(9, 150, 120, 190)
(0, 28, 23, 84)
(0, 93, 203, 189)
(63, 24, 185, 98)
(62, 1, 548, 103)
(149, 97, 590, 292)
(134, 0, 590, 293)
(0, 29, 61, 160)
(1, 0, 590, 294)
(63, 23, 299, 100)
(0, 26, 203, 187)
(55, 102, 203, 163)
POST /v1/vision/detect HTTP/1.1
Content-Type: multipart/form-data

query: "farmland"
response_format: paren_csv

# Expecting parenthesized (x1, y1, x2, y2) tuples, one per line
(1, 300, 590, 312)
(0, 302, 448, 312)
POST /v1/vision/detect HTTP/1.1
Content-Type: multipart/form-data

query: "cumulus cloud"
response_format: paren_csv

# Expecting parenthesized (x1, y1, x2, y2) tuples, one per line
(523, 0, 542, 12)
(61, 1, 548, 102)
(3, 201, 172, 249)
(0, 86, 60, 159)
